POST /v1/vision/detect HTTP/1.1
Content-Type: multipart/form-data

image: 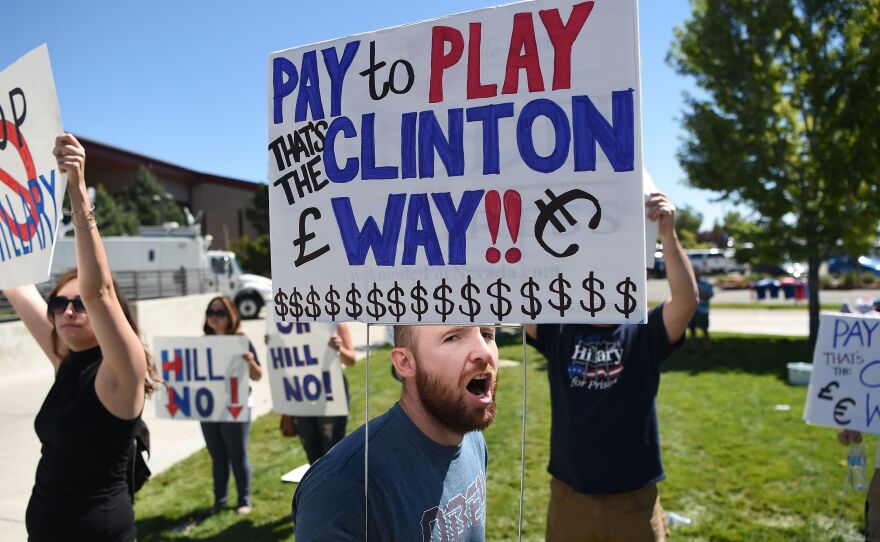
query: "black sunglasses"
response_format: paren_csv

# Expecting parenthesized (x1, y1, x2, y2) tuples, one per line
(205, 308, 228, 318)
(48, 295, 87, 315)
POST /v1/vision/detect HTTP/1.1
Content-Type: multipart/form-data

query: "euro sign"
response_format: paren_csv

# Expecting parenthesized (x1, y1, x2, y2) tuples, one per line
(533, 189, 602, 258)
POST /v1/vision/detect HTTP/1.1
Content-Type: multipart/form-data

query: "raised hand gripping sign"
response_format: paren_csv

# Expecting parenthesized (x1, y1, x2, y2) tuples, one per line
(0, 45, 65, 289)
(266, 321, 349, 417)
(805, 313, 880, 433)
(154, 336, 251, 422)
(268, 0, 647, 325)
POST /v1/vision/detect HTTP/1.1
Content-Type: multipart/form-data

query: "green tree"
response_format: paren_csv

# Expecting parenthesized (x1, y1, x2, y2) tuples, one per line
(675, 204, 704, 248)
(246, 184, 269, 236)
(93, 183, 138, 235)
(669, 0, 880, 344)
(124, 166, 185, 227)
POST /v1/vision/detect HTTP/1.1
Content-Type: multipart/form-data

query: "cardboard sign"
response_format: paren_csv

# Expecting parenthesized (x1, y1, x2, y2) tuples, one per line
(0, 45, 65, 289)
(804, 313, 880, 434)
(154, 335, 251, 422)
(268, 0, 646, 325)
(266, 321, 349, 417)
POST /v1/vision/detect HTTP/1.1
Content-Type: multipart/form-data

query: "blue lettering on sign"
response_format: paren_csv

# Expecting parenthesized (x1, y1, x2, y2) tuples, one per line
(867, 393, 880, 427)
(170, 387, 192, 417)
(332, 190, 483, 266)
(195, 388, 215, 417)
(283, 371, 334, 402)
(270, 345, 319, 369)
(834, 318, 880, 349)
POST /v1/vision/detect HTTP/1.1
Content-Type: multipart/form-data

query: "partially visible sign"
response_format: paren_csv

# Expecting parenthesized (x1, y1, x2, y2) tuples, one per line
(266, 321, 349, 417)
(154, 335, 251, 422)
(0, 45, 65, 289)
(805, 313, 880, 434)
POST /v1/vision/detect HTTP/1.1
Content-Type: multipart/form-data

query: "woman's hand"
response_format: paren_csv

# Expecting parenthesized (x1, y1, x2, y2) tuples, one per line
(328, 333, 342, 351)
(243, 350, 262, 381)
(53, 133, 86, 185)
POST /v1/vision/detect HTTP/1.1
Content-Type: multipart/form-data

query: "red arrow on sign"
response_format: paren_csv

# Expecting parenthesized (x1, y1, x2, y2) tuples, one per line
(228, 377, 243, 419)
(162, 352, 182, 375)
(166, 388, 179, 416)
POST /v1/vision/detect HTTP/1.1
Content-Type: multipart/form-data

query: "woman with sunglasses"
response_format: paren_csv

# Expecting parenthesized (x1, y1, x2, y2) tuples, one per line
(1, 134, 156, 541)
(293, 323, 356, 464)
(201, 296, 262, 514)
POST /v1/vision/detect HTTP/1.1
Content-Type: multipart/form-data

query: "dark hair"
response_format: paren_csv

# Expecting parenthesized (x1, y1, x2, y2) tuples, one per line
(203, 296, 241, 336)
(48, 268, 158, 396)
(393, 325, 419, 352)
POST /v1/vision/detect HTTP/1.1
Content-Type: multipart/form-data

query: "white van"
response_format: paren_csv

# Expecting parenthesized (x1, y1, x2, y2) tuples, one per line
(686, 248, 743, 274)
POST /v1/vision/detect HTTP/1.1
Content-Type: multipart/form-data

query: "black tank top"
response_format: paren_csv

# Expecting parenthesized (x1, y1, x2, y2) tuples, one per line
(26, 346, 138, 541)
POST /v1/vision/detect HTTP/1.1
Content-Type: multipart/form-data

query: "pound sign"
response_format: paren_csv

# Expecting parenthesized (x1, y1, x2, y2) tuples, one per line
(533, 189, 602, 258)
(293, 207, 330, 267)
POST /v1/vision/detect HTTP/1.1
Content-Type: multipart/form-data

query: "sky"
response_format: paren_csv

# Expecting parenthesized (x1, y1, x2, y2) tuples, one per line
(3, 0, 729, 229)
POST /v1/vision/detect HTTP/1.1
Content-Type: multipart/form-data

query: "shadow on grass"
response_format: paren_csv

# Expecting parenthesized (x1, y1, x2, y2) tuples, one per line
(137, 513, 291, 542)
(663, 334, 812, 378)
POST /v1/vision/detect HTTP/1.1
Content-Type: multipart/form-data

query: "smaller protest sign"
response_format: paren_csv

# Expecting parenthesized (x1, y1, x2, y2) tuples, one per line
(804, 312, 880, 434)
(0, 45, 66, 289)
(154, 335, 251, 422)
(266, 321, 349, 417)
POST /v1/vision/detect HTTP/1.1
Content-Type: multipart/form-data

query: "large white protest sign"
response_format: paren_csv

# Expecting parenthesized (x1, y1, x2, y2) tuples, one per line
(0, 45, 65, 289)
(268, 0, 646, 325)
(266, 321, 349, 417)
(804, 313, 880, 434)
(154, 335, 251, 422)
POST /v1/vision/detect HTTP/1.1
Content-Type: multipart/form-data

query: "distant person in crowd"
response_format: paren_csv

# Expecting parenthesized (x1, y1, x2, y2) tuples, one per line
(293, 323, 356, 464)
(837, 429, 880, 541)
(292, 325, 498, 540)
(2, 133, 157, 541)
(526, 192, 698, 542)
(201, 296, 262, 514)
(688, 269, 714, 352)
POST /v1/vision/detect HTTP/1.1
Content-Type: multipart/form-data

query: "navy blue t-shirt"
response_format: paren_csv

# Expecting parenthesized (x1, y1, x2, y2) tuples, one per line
(292, 403, 488, 541)
(528, 304, 681, 494)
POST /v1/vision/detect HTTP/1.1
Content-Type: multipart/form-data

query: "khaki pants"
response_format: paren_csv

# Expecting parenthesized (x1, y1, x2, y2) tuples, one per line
(867, 468, 880, 542)
(546, 477, 669, 542)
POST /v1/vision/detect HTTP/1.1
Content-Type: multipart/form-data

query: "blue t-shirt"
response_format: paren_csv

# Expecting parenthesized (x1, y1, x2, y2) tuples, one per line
(292, 403, 488, 541)
(696, 279, 714, 315)
(527, 304, 682, 494)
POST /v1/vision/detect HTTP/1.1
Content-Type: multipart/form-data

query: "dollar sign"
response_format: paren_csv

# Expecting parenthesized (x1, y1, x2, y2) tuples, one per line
(324, 285, 341, 321)
(305, 286, 321, 320)
(411, 280, 429, 322)
(580, 271, 606, 317)
(458, 275, 481, 322)
(366, 282, 387, 321)
(615, 277, 637, 318)
(433, 278, 454, 322)
(487, 278, 512, 321)
(288, 287, 304, 321)
(345, 283, 363, 319)
(549, 273, 572, 317)
(520, 277, 542, 320)
(274, 288, 289, 321)
(387, 281, 406, 322)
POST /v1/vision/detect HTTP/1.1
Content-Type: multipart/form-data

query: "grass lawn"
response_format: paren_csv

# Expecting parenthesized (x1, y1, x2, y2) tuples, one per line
(135, 331, 868, 541)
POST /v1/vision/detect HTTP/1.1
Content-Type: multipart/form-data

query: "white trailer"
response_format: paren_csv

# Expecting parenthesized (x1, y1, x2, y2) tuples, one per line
(51, 225, 272, 318)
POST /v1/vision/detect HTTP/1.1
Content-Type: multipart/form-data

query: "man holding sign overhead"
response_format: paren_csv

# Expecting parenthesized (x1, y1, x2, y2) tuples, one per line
(292, 325, 498, 540)
(527, 192, 697, 542)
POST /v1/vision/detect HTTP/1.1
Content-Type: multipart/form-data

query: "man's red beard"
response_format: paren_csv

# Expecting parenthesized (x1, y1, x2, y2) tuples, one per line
(414, 361, 498, 435)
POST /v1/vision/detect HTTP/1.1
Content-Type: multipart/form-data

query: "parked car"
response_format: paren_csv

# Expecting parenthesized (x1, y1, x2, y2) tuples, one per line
(827, 255, 880, 277)
(686, 248, 745, 275)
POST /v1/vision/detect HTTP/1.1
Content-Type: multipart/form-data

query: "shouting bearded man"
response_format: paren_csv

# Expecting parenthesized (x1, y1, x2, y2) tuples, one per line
(292, 325, 499, 541)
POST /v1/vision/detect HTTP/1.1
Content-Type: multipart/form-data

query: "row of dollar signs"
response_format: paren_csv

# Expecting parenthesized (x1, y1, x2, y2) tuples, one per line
(288, 286, 304, 320)
(487, 278, 512, 320)
(581, 271, 605, 317)
(366, 282, 386, 321)
(411, 280, 429, 321)
(305, 285, 321, 320)
(615, 277, 637, 318)
(345, 283, 362, 319)
(434, 278, 454, 322)
(549, 273, 572, 317)
(520, 277, 542, 320)
(387, 281, 406, 322)
(459, 275, 481, 322)
(325, 285, 341, 321)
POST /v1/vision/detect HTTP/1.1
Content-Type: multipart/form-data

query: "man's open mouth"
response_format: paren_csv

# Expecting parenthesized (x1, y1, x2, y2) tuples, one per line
(466, 373, 491, 398)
